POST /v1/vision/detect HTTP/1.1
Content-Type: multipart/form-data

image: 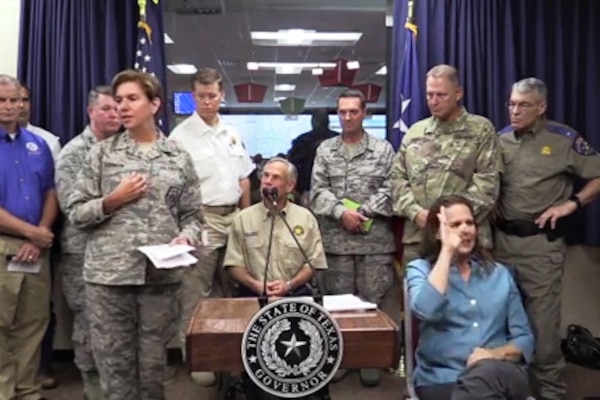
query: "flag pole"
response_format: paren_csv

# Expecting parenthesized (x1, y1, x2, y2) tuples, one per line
(391, 0, 419, 383)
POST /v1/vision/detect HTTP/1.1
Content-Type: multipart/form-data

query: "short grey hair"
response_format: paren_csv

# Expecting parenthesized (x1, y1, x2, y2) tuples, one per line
(88, 85, 113, 107)
(512, 78, 547, 101)
(0, 74, 21, 91)
(426, 64, 460, 86)
(264, 157, 298, 183)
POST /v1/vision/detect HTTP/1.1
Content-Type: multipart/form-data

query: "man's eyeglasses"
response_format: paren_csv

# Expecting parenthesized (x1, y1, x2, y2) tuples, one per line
(506, 102, 537, 110)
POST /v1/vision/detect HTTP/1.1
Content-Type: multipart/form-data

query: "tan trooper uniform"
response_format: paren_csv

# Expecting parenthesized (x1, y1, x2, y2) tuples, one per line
(495, 119, 600, 400)
(224, 201, 327, 284)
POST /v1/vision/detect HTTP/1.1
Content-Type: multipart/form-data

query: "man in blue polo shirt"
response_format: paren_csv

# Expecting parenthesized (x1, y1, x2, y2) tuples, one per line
(0, 74, 58, 400)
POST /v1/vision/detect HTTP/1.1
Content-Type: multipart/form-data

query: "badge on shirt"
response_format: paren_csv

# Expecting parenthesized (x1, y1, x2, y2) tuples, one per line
(293, 225, 304, 236)
(572, 136, 598, 156)
(541, 146, 552, 155)
(165, 186, 183, 214)
(25, 142, 40, 153)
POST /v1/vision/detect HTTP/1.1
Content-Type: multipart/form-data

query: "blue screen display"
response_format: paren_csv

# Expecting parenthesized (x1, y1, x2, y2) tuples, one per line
(173, 92, 195, 115)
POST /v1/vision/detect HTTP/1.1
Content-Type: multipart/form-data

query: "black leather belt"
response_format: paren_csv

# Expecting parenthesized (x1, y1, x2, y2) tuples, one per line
(0, 232, 28, 241)
(496, 219, 564, 241)
(202, 205, 237, 216)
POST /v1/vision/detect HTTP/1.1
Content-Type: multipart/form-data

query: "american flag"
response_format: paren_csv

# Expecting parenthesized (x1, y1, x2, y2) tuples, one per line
(134, 0, 167, 128)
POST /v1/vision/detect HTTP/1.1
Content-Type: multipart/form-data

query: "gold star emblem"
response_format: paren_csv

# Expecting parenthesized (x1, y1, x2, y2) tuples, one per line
(541, 146, 552, 155)
(293, 225, 304, 236)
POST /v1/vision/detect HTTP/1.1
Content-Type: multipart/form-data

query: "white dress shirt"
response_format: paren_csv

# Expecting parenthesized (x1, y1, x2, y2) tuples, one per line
(169, 113, 254, 206)
(26, 123, 62, 162)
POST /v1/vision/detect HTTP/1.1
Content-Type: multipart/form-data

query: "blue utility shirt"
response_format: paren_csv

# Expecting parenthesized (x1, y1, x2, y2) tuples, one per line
(406, 258, 534, 387)
(0, 126, 55, 226)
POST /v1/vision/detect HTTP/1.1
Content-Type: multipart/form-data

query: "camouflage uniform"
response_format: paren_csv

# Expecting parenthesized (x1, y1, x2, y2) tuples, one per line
(392, 107, 501, 264)
(494, 119, 600, 400)
(66, 131, 203, 400)
(310, 133, 395, 305)
(55, 126, 99, 378)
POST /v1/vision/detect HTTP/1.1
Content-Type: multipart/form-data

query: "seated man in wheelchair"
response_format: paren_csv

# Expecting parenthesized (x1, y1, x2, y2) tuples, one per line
(406, 194, 534, 400)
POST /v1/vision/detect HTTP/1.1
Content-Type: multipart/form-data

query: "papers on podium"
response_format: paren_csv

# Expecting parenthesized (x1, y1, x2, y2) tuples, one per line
(323, 294, 377, 312)
(295, 294, 377, 312)
(137, 244, 198, 269)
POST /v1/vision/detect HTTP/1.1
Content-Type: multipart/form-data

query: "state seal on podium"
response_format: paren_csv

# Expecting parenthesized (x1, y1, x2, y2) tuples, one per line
(241, 297, 343, 398)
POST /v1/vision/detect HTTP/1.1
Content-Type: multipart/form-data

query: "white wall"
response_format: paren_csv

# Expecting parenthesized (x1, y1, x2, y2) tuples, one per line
(0, 0, 21, 76)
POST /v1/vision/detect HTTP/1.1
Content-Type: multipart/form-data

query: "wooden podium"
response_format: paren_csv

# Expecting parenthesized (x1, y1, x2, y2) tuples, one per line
(186, 298, 400, 373)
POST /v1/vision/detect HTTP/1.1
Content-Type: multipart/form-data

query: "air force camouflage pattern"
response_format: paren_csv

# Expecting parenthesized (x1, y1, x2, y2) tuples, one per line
(310, 133, 396, 255)
(66, 131, 204, 286)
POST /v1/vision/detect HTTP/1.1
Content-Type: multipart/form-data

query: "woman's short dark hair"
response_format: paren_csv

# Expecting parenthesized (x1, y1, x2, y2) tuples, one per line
(111, 69, 162, 103)
(419, 194, 494, 268)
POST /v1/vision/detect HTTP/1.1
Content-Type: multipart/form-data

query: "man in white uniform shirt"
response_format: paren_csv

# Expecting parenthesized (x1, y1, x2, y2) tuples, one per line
(169, 68, 254, 386)
(18, 83, 61, 161)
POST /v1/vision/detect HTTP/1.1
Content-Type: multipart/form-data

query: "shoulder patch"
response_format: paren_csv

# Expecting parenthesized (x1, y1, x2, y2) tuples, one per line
(572, 135, 598, 156)
(498, 125, 513, 134)
(546, 122, 578, 141)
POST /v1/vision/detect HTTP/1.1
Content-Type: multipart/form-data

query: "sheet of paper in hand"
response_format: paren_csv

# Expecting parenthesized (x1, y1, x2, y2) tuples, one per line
(137, 244, 198, 269)
(7, 259, 43, 274)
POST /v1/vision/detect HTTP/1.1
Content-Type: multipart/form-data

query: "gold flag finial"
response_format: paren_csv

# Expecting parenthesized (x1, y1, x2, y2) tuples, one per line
(407, 0, 415, 23)
(138, 0, 147, 18)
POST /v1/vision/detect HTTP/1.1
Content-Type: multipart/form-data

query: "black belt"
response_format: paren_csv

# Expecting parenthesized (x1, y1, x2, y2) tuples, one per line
(496, 219, 565, 242)
(0, 232, 28, 241)
(202, 204, 237, 216)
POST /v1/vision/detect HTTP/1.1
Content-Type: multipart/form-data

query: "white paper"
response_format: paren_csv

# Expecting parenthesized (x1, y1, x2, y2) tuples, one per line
(7, 259, 43, 274)
(137, 244, 198, 269)
(323, 294, 378, 312)
(295, 294, 378, 312)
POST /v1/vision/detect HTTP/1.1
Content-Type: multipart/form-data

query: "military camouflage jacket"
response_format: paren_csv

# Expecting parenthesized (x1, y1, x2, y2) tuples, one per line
(55, 126, 99, 254)
(310, 132, 396, 255)
(66, 131, 204, 285)
(392, 108, 501, 248)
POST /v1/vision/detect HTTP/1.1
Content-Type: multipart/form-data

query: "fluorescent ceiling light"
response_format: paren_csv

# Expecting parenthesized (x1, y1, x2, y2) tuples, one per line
(346, 60, 360, 70)
(167, 64, 197, 74)
(246, 62, 337, 72)
(251, 29, 363, 47)
(375, 65, 387, 75)
(164, 33, 174, 44)
(276, 66, 302, 75)
(274, 96, 287, 102)
(275, 84, 296, 91)
(312, 68, 323, 76)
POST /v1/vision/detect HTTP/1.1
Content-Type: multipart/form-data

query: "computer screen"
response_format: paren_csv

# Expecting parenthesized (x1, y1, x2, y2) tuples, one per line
(173, 92, 195, 115)
(219, 114, 387, 157)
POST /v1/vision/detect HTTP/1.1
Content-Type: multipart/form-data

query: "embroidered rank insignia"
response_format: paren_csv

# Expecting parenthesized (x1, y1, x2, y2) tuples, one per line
(541, 146, 552, 155)
(293, 225, 304, 236)
(573, 136, 598, 156)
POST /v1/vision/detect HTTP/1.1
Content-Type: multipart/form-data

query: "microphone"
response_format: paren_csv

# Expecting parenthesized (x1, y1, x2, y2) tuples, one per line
(267, 189, 324, 306)
(262, 187, 278, 206)
(258, 201, 276, 308)
(257, 187, 278, 308)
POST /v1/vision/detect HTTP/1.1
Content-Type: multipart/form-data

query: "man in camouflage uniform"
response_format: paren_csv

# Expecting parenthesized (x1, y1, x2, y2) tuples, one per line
(392, 64, 500, 264)
(310, 89, 395, 387)
(494, 78, 600, 400)
(65, 71, 204, 400)
(55, 86, 120, 399)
